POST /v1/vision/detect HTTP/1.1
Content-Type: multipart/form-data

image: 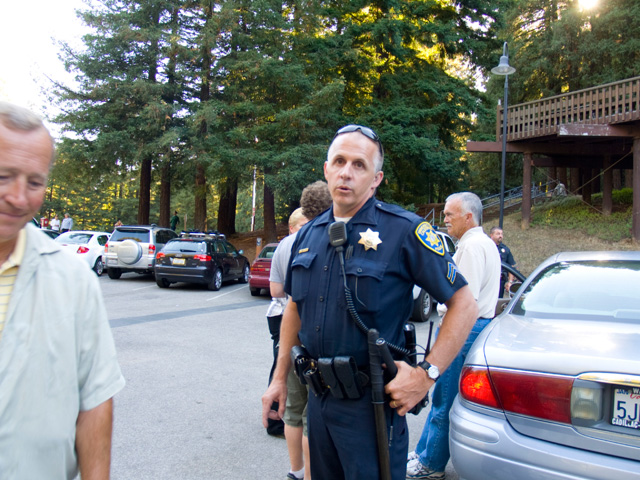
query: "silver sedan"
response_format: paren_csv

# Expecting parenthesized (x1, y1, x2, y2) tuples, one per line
(450, 251, 640, 480)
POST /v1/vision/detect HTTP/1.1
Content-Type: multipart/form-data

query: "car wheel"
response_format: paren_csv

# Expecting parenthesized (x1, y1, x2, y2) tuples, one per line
(208, 269, 223, 291)
(250, 287, 260, 296)
(107, 268, 122, 280)
(156, 276, 170, 288)
(238, 264, 250, 284)
(93, 258, 104, 276)
(412, 288, 432, 322)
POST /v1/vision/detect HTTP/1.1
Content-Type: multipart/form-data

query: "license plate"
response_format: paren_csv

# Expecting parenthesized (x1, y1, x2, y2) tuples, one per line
(107, 258, 117, 265)
(172, 258, 186, 266)
(611, 387, 640, 430)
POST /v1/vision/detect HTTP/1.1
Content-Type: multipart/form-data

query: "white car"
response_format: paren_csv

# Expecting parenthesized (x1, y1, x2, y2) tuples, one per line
(55, 230, 111, 276)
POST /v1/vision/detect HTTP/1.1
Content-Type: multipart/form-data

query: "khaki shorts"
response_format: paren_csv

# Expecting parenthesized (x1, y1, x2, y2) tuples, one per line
(283, 368, 309, 435)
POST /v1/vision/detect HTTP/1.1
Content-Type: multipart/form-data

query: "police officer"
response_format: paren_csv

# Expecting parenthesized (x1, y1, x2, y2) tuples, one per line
(489, 226, 518, 296)
(261, 125, 478, 480)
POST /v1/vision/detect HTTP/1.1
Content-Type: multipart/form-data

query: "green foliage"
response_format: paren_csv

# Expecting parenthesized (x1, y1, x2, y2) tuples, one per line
(531, 195, 633, 242)
(499, 0, 640, 103)
(612, 188, 634, 205)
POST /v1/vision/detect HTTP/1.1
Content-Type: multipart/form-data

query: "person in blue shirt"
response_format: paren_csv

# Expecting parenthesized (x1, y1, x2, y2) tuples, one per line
(261, 125, 478, 480)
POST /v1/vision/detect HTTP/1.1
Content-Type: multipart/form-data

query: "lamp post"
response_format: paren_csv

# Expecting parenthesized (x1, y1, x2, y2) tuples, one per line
(491, 42, 516, 229)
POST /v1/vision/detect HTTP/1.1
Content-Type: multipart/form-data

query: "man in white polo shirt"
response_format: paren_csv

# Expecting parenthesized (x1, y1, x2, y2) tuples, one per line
(0, 102, 125, 479)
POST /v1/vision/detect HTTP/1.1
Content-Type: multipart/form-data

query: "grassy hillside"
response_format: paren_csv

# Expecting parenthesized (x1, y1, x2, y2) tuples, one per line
(486, 193, 637, 277)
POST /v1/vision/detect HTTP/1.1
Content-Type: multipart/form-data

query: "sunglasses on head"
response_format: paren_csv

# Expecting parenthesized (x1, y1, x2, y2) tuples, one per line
(333, 124, 384, 156)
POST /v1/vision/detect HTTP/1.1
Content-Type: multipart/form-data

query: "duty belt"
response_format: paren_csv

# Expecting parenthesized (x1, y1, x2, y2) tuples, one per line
(290, 346, 370, 400)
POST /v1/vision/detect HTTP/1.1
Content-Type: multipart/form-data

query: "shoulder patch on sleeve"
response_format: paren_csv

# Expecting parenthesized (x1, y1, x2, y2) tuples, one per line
(415, 222, 445, 256)
(447, 262, 457, 284)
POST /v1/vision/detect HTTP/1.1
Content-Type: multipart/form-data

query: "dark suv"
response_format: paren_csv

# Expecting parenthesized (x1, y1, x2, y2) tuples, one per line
(154, 233, 250, 290)
(104, 225, 178, 279)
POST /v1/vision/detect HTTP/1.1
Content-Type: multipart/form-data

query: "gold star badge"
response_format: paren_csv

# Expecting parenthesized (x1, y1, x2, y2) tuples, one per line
(358, 228, 382, 251)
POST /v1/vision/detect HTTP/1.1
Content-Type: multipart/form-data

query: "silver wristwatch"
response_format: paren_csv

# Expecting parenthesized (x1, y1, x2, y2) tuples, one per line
(418, 361, 440, 382)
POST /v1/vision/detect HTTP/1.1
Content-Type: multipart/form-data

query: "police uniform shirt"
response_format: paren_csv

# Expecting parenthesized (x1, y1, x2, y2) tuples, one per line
(497, 242, 516, 266)
(284, 196, 468, 366)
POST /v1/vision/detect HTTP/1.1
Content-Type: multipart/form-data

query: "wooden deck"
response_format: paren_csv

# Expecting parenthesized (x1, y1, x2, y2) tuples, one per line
(498, 76, 640, 141)
(468, 76, 640, 241)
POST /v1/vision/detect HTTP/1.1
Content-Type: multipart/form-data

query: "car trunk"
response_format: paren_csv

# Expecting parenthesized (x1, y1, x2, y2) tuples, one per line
(481, 314, 640, 461)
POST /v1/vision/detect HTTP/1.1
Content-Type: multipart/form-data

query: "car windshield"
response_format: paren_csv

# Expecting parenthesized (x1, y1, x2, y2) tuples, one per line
(258, 245, 277, 259)
(110, 229, 150, 243)
(163, 241, 206, 254)
(511, 260, 640, 321)
(56, 233, 92, 245)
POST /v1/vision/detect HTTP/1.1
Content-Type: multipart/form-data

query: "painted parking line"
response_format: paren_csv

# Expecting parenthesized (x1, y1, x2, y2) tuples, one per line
(132, 285, 158, 291)
(206, 284, 247, 301)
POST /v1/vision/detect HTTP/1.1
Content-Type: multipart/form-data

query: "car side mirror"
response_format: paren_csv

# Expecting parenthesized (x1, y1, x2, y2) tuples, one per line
(508, 282, 522, 297)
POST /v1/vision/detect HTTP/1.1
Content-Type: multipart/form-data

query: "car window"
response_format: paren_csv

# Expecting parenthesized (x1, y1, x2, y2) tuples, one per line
(258, 245, 278, 259)
(155, 230, 176, 244)
(110, 229, 150, 243)
(214, 241, 226, 253)
(97, 235, 109, 246)
(163, 240, 206, 254)
(511, 260, 640, 320)
(56, 233, 92, 244)
(224, 241, 238, 255)
(443, 235, 456, 254)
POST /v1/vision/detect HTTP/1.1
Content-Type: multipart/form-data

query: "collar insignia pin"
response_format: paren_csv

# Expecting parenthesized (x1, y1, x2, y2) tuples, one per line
(358, 228, 382, 251)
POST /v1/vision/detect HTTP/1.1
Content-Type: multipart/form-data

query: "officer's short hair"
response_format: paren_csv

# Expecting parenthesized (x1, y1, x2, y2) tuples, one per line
(489, 226, 502, 235)
(447, 192, 483, 226)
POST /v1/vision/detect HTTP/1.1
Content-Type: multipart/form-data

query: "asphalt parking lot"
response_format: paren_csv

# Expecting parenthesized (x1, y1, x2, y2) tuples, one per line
(102, 274, 459, 480)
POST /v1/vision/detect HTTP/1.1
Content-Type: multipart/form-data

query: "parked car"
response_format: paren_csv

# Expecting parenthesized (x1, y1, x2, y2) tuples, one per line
(411, 228, 457, 322)
(104, 225, 178, 279)
(450, 251, 640, 480)
(55, 230, 110, 275)
(249, 243, 279, 296)
(40, 228, 60, 239)
(154, 233, 250, 290)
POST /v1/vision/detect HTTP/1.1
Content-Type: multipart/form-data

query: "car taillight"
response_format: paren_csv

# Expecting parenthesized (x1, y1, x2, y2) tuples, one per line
(156, 252, 165, 260)
(194, 254, 211, 262)
(76, 246, 89, 254)
(148, 244, 156, 255)
(251, 265, 269, 273)
(460, 366, 573, 424)
(104, 244, 109, 253)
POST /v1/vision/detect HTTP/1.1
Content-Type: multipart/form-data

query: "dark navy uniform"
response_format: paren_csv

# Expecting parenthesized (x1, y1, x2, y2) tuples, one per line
(496, 242, 516, 296)
(285, 196, 467, 480)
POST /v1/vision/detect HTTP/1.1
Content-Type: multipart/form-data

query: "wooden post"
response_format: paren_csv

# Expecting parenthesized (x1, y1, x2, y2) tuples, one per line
(522, 152, 532, 229)
(603, 156, 613, 216)
(633, 138, 640, 242)
(570, 168, 580, 194)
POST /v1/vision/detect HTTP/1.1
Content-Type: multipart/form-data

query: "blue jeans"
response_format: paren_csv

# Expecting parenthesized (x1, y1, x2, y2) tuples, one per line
(415, 317, 491, 471)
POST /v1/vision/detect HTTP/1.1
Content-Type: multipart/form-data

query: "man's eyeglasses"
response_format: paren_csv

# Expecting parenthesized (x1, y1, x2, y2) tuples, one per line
(333, 124, 384, 157)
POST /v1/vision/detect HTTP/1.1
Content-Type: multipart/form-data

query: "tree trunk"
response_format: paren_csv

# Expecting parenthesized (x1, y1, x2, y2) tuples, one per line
(263, 181, 277, 243)
(217, 178, 238, 235)
(159, 161, 171, 227)
(194, 163, 207, 231)
(137, 156, 151, 225)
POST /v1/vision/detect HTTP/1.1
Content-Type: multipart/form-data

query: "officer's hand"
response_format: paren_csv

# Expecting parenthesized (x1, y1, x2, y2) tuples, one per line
(261, 379, 287, 428)
(384, 361, 431, 416)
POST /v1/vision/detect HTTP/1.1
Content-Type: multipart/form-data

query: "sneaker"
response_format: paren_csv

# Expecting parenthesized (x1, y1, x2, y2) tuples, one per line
(286, 473, 303, 480)
(406, 460, 445, 480)
(407, 450, 419, 463)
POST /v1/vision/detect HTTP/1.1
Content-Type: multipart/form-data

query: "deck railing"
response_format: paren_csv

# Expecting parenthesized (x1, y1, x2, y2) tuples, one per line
(497, 76, 640, 141)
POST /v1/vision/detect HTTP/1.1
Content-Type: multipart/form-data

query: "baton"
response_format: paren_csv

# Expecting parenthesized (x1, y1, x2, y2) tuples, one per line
(368, 329, 392, 480)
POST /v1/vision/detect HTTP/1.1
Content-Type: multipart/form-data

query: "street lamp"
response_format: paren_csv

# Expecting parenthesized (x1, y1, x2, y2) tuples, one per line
(491, 42, 516, 229)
